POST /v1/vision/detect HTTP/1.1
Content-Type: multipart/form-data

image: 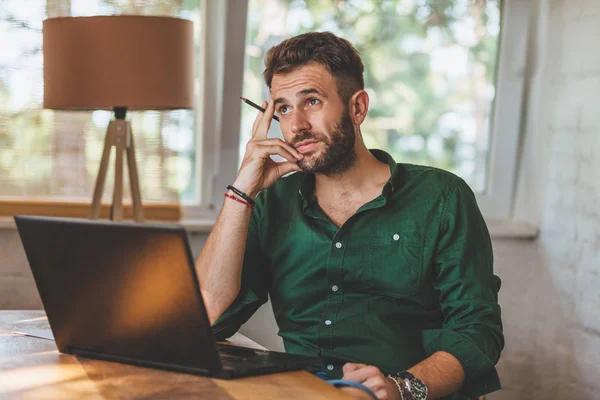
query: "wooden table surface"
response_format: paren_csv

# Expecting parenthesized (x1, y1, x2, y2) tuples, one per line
(0, 310, 352, 399)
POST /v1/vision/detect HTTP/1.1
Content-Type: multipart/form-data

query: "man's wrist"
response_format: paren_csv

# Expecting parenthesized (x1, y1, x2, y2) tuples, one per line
(387, 375, 412, 400)
(230, 181, 259, 200)
(397, 371, 427, 400)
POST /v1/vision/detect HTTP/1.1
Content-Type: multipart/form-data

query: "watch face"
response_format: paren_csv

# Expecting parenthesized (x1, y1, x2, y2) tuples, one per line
(408, 378, 428, 400)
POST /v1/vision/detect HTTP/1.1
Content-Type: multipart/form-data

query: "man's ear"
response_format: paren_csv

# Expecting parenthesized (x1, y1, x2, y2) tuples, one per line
(349, 90, 369, 125)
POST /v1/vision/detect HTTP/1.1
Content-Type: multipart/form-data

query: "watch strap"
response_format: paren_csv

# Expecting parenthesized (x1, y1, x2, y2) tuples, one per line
(397, 370, 415, 380)
(397, 371, 428, 400)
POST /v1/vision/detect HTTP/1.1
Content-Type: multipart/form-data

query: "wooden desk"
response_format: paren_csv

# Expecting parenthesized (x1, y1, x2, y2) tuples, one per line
(0, 311, 351, 399)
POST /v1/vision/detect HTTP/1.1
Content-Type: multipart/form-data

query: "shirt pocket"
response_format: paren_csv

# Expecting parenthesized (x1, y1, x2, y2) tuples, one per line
(357, 232, 423, 298)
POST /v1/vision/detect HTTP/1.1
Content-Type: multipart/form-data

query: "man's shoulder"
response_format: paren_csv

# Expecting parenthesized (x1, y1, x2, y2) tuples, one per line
(400, 163, 465, 192)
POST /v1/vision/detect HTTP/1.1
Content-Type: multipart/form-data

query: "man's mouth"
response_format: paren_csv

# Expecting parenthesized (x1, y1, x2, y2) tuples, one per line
(295, 140, 319, 154)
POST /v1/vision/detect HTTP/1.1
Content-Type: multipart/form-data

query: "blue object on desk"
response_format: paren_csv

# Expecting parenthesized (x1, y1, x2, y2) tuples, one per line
(315, 372, 378, 399)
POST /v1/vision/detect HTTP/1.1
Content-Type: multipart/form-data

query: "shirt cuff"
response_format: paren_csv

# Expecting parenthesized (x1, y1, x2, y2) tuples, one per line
(211, 289, 260, 341)
(421, 329, 501, 397)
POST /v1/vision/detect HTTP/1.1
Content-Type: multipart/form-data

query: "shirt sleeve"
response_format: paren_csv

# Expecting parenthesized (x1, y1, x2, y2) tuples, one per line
(211, 195, 271, 342)
(420, 177, 504, 398)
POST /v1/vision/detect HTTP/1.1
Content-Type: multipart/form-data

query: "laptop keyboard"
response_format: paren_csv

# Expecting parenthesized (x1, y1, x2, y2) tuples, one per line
(216, 343, 269, 359)
(216, 343, 319, 376)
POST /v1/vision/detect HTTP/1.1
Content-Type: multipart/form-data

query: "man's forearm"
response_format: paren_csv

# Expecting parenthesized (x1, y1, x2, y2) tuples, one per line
(407, 351, 465, 400)
(195, 194, 253, 324)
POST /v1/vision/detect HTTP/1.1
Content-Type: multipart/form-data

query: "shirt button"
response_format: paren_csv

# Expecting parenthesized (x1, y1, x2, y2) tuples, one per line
(335, 242, 342, 249)
(327, 364, 334, 371)
(393, 234, 400, 241)
(325, 320, 332, 325)
(331, 285, 339, 292)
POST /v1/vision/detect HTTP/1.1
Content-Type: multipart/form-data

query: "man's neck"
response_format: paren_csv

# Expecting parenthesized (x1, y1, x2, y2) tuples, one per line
(314, 146, 390, 199)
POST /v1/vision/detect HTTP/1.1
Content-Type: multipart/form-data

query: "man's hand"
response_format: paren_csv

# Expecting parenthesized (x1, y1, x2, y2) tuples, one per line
(233, 99, 303, 198)
(342, 363, 401, 400)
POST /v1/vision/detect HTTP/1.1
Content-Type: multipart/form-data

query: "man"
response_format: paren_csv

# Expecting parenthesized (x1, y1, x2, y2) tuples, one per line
(196, 32, 503, 400)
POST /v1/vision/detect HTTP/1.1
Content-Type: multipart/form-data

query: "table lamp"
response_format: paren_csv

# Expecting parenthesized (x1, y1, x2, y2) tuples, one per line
(43, 16, 194, 222)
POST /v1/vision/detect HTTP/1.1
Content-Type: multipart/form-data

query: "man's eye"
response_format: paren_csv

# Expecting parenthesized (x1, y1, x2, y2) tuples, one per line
(279, 106, 291, 115)
(308, 98, 320, 106)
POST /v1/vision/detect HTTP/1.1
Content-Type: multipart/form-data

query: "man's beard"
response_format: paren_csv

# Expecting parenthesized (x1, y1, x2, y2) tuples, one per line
(291, 111, 357, 177)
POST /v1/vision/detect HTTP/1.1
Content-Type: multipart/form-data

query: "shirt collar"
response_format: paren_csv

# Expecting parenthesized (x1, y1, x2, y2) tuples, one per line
(297, 149, 404, 203)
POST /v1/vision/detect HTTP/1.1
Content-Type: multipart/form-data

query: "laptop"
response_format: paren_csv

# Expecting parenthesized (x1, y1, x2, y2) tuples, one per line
(14, 215, 321, 378)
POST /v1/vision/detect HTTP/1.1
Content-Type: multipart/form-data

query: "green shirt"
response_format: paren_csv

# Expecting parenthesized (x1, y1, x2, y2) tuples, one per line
(212, 150, 503, 399)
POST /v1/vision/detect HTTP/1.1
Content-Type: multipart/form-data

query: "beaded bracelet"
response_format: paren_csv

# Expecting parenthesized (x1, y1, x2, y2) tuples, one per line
(226, 185, 256, 207)
(224, 193, 254, 209)
(387, 375, 407, 400)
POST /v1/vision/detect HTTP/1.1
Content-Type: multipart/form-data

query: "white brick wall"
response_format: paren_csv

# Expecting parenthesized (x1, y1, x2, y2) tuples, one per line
(491, 1, 600, 399)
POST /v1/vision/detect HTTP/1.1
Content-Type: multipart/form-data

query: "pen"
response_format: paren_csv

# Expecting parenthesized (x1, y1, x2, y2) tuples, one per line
(240, 97, 280, 122)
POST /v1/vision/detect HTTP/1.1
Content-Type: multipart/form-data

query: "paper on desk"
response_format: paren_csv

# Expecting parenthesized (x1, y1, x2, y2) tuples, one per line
(227, 332, 268, 350)
(11, 329, 268, 351)
(12, 328, 55, 341)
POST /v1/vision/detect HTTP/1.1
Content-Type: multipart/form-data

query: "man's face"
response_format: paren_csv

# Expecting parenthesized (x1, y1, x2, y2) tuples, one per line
(270, 64, 357, 176)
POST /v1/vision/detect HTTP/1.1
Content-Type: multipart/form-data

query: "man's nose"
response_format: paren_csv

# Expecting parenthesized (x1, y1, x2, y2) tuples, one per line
(291, 110, 311, 134)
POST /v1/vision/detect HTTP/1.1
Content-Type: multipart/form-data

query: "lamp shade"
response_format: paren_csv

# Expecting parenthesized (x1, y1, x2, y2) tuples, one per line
(43, 15, 194, 111)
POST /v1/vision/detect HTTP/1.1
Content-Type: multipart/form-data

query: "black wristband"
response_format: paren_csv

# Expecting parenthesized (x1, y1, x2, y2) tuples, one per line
(227, 185, 256, 207)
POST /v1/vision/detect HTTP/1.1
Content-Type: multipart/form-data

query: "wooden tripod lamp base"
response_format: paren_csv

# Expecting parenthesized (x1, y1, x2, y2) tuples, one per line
(90, 108, 144, 222)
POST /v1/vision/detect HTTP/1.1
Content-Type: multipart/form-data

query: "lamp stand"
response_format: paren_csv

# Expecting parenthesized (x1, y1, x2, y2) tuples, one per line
(90, 108, 144, 222)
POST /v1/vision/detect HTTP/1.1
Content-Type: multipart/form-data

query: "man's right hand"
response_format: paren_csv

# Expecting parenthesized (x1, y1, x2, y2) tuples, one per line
(232, 99, 303, 198)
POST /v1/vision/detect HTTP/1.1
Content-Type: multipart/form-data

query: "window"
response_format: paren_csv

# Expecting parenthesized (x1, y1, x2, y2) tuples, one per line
(239, 0, 530, 220)
(0, 0, 529, 222)
(0, 0, 202, 218)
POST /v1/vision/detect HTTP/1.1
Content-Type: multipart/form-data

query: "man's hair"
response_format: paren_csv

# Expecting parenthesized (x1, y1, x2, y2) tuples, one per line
(263, 32, 365, 104)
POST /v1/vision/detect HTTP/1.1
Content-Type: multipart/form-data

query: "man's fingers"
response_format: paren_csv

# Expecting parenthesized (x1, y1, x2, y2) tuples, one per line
(374, 388, 388, 400)
(343, 363, 363, 375)
(341, 364, 389, 400)
(251, 101, 267, 138)
(275, 161, 301, 178)
(258, 138, 303, 160)
(257, 145, 301, 163)
(251, 103, 264, 134)
(256, 99, 276, 139)
(344, 365, 379, 383)
(362, 375, 386, 392)
(343, 364, 362, 379)
(252, 138, 303, 161)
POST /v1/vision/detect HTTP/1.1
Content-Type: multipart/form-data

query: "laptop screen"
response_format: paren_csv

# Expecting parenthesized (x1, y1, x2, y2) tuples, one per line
(15, 215, 222, 373)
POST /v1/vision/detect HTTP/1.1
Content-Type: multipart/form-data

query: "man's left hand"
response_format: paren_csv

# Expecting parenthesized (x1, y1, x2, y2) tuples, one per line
(342, 363, 401, 400)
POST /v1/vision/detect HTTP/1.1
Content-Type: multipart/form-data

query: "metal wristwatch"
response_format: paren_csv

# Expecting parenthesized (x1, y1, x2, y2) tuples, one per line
(397, 371, 428, 400)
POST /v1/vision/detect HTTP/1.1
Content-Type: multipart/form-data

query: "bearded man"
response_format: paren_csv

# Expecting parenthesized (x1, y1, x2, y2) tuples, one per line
(196, 31, 503, 400)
